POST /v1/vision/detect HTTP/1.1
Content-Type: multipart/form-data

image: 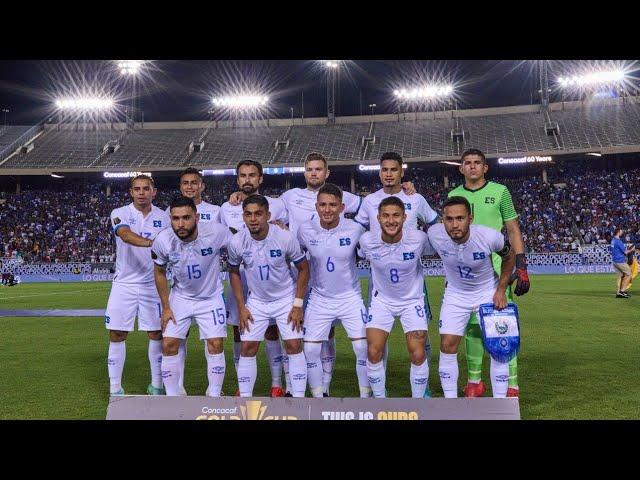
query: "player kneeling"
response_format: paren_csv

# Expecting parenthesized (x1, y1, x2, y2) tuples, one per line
(359, 197, 434, 398)
(298, 183, 371, 398)
(427, 197, 516, 398)
(228, 195, 310, 398)
(152, 197, 232, 397)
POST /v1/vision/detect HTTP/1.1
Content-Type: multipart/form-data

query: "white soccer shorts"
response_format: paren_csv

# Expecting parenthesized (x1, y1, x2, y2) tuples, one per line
(225, 268, 276, 328)
(438, 290, 495, 337)
(240, 295, 303, 342)
(303, 293, 367, 341)
(163, 294, 228, 340)
(366, 295, 429, 334)
(105, 282, 161, 332)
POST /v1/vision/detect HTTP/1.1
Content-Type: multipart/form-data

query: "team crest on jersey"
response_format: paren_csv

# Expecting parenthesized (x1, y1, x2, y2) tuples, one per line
(153, 220, 163, 228)
(200, 213, 211, 220)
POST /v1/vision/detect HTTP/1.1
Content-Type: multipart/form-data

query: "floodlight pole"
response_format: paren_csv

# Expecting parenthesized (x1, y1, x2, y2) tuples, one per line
(327, 64, 338, 124)
(539, 60, 550, 108)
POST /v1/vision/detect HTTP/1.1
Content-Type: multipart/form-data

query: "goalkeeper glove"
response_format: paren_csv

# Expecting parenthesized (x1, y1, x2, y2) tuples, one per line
(510, 253, 530, 296)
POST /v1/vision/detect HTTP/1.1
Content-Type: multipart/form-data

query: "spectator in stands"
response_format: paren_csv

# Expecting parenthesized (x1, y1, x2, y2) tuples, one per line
(611, 227, 636, 298)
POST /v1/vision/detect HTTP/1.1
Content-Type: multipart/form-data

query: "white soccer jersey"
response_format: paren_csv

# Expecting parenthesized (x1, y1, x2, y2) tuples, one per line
(110, 203, 169, 284)
(358, 228, 433, 307)
(227, 225, 306, 302)
(280, 187, 362, 238)
(354, 188, 438, 234)
(219, 195, 288, 232)
(166, 200, 220, 224)
(427, 223, 506, 296)
(152, 222, 232, 301)
(297, 216, 365, 299)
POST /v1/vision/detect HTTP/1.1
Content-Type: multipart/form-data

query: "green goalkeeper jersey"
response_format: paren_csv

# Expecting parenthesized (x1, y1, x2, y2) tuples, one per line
(448, 181, 518, 232)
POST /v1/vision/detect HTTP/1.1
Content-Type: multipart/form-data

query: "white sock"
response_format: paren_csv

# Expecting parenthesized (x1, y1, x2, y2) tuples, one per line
(282, 351, 292, 394)
(147, 339, 163, 389)
(321, 338, 336, 395)
(439, 352, 459, 398)
(108, 341, 126, 394)
(237, 356, 257, 397)
(351, 339, 371, 398)
(287, 351, 307, 398)
(366, 359, 386, 398)
(265, 339, 283, 388)
(304, 342, 324, 398)
(233, 342, 241, 373)
(206, 350, 225, 397)
(161, 354, 181, 396)
(490, 357, 510, 398)
(177, 339, 187, 390)
(410, 361, 429, 398)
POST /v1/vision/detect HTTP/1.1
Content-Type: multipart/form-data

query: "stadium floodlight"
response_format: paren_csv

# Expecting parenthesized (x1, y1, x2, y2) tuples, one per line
(394, 85, 454, 100)
(211, 95, 269, 108)
(55, 97, 115, 111)
(325, 61, 340, 69)
(118, 60, 144, 76)
(557, 70, 625, 88)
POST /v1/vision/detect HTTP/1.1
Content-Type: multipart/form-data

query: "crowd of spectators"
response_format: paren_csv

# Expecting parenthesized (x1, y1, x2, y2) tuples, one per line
(1, 164, 639, 263)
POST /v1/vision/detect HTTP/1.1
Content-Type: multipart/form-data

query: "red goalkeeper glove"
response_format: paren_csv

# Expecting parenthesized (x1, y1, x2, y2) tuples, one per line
(510, 253, 530, 296)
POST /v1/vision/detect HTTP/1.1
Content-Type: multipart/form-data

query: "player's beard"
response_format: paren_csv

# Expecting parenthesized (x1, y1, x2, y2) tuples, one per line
(175, 225, 197, 240)
(241, 184, 258, 195)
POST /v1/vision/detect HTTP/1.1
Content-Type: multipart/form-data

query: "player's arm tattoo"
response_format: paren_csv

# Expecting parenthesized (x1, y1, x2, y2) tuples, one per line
(504, 218, 525, 256)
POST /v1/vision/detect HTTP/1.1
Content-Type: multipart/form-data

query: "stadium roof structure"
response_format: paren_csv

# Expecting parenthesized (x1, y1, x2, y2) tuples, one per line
(1, 96, 640, 175)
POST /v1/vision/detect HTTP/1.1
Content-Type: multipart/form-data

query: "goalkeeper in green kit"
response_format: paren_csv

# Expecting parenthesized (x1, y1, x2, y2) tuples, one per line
(447, 148, 530, 398)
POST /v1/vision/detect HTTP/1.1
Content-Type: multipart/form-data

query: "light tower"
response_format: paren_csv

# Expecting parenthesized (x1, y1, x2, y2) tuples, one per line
(325, 61, 340, 124)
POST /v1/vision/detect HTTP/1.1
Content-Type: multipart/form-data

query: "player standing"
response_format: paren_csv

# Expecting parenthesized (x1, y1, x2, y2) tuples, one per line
(448, 148, 529, 398)
(297, 183, 371, 398)
(219, 160, 289, 397)
(153, 197, 231, 396)
(354, 152, 438, 372)
(427, 197, 515, 398)
(105, 174, 169, 396)
(167, 167, 221, 395)
(227, 195, 309, 397)
(359, 197, 433, 398)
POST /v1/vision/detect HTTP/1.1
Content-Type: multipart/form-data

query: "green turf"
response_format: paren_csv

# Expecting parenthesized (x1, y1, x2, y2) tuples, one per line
(0, 275, 638, 419)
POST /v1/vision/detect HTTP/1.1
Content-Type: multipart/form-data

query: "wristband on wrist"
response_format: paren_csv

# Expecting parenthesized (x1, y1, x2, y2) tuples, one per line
(293, 297, 304, 308)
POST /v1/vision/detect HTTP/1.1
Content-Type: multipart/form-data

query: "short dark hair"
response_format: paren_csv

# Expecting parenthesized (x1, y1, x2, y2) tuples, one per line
(443, 196, 472, 215)
(130, 174, 155, 189)
(179, 167, 203, 182)
(380, 151, 403, 168)
(236, 160, 263, 177)
(614, 227, 623, 236)
(461, 148, 486, 164)
(242, 194, 269, 212)
(378, 196, 405, 213)
(170, 196, 197, 213)
(305, 152, 328, 168)
(317, 182, 342, 202)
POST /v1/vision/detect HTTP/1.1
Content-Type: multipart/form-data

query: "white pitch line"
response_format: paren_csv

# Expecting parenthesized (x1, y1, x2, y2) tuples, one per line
(0, 287, 110, 300)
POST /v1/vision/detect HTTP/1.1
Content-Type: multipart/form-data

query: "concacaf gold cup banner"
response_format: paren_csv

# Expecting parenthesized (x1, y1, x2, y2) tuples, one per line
(106, 396, 520, 420)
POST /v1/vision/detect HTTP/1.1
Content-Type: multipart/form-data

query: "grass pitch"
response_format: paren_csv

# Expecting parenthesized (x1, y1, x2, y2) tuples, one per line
(0, 275, 638, 419)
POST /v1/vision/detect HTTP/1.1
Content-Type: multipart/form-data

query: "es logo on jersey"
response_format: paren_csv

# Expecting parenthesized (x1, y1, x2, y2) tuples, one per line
(270, 249, 282, 257)
(485, 197, 496, 204)
(339, 238, 351, 246)
(473, 252, 486, 260)
(404, 203, 412, 211)
(153, 220, 163, 228)
(201, 247, 214, 256)
(403, 252, 415, 260)
(200, 213, 211, 220)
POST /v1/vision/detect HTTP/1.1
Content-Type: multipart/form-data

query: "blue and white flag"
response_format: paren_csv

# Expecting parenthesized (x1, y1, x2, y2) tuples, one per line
(477, 303, 520, 363)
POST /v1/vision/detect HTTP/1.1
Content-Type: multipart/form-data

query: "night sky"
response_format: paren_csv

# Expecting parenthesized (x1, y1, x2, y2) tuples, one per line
(0, 60, 635, 125)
